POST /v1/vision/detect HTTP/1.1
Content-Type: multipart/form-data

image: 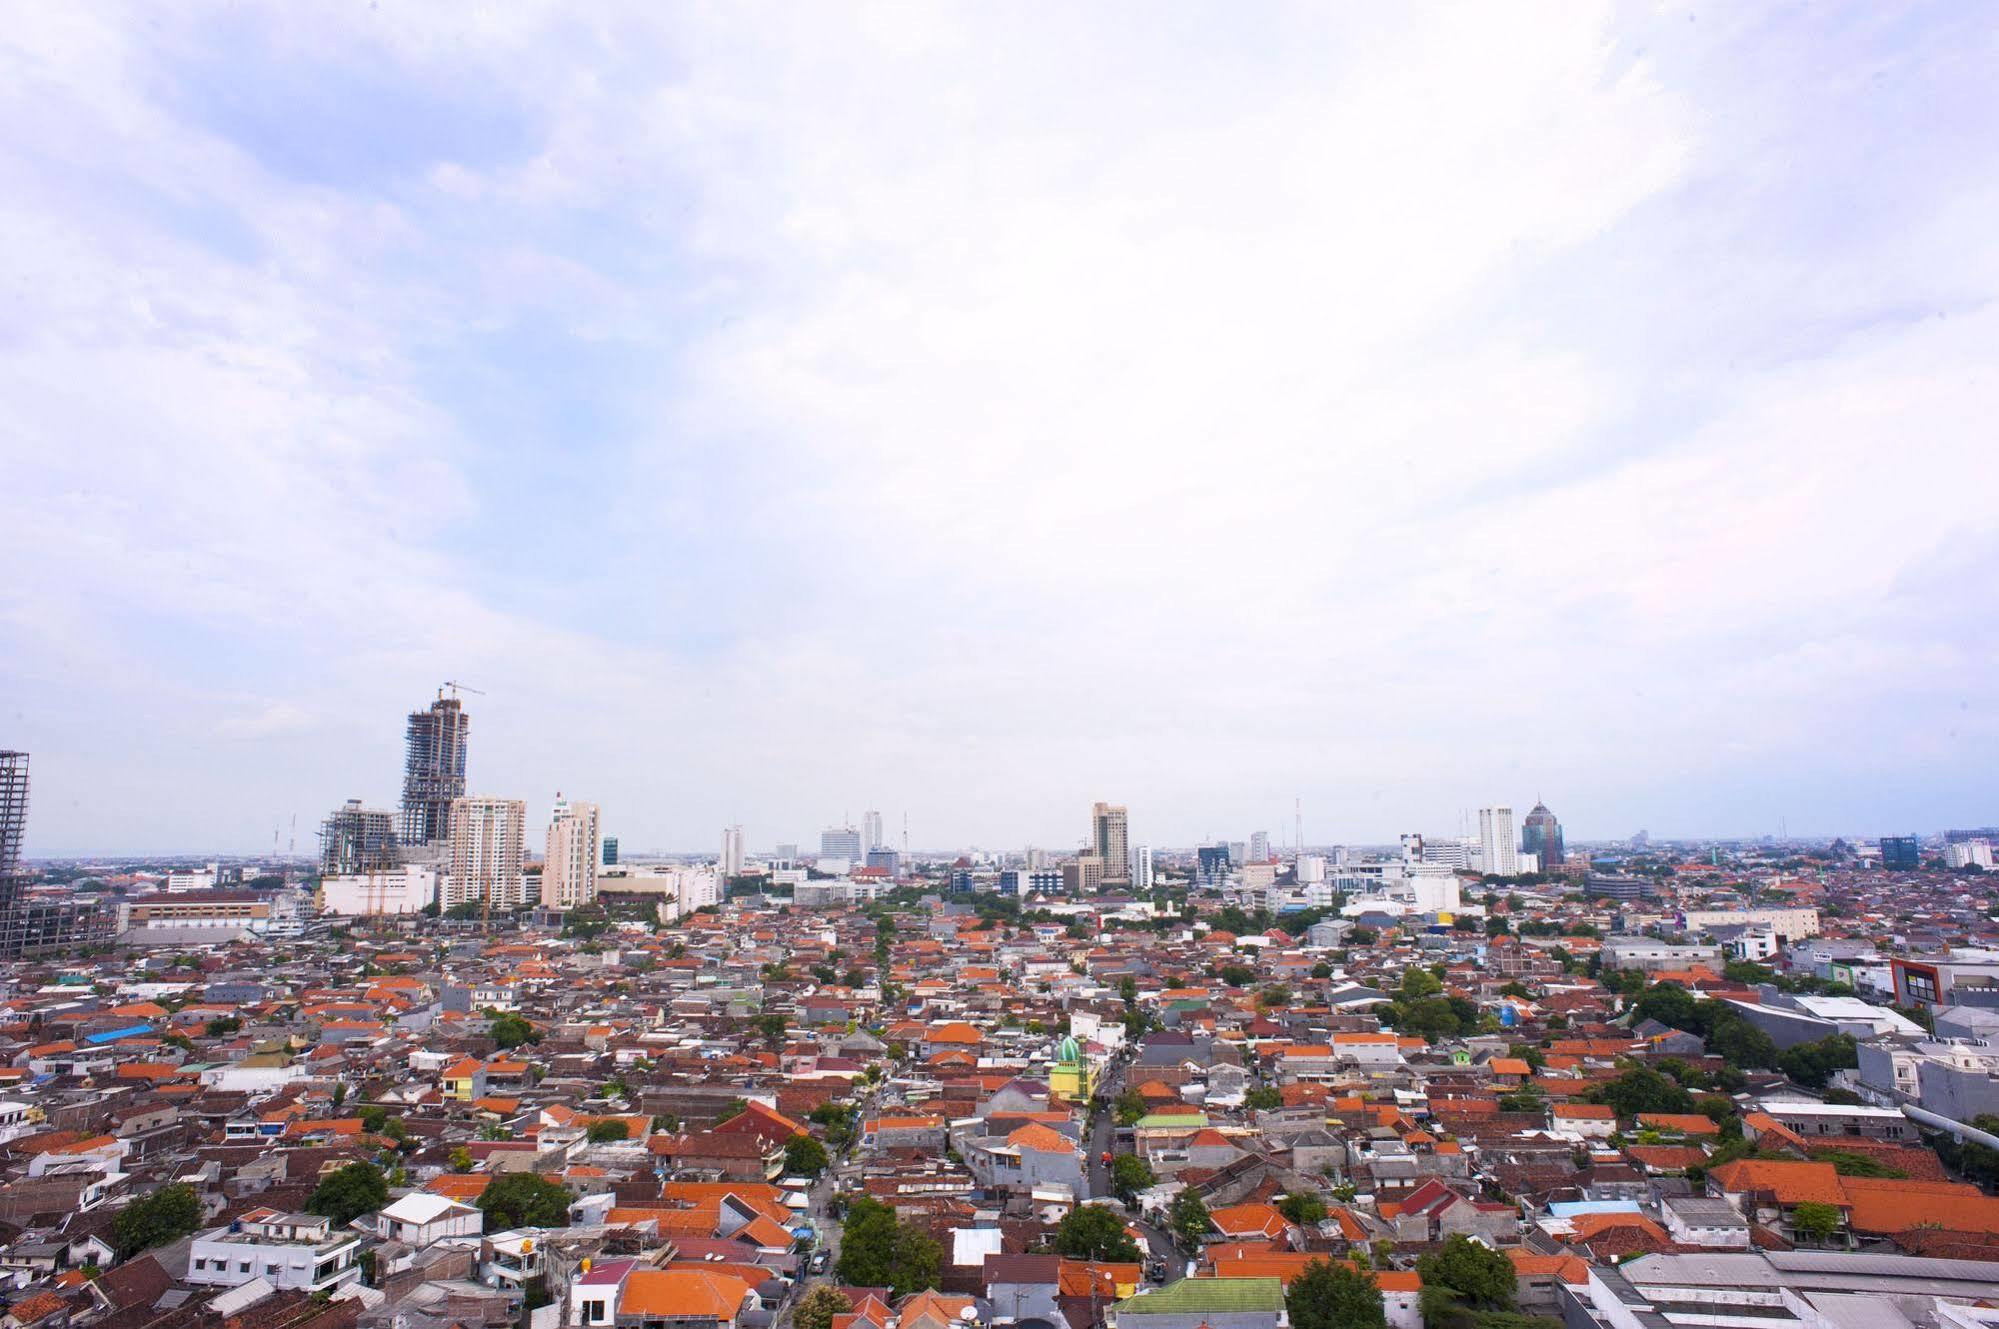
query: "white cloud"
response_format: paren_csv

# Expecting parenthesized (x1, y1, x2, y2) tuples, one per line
(1, 4, 1996, 852)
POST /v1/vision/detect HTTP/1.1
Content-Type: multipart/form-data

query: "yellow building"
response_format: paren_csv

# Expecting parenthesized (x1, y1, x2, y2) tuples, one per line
(1049, 1033, 1097, 1104)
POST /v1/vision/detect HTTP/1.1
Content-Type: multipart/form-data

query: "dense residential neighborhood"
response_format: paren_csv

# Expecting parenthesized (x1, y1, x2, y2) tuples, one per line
(7, 763, 1999, 1329)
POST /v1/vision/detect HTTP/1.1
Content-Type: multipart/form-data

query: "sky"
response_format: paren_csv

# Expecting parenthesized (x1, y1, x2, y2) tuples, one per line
(3, 4, 1998, 857)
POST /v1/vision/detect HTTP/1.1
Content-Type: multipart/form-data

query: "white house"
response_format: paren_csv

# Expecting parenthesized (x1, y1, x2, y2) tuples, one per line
(187, 1209, 362, 1293)
(374, 1192, 483, 1247)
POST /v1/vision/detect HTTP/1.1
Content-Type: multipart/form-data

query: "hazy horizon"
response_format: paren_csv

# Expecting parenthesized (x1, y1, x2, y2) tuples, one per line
(5, 6, 1997, 856)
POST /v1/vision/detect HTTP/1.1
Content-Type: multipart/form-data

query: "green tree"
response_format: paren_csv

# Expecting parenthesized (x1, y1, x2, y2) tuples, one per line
(1278, 1192, 1327, 1226)
(306, 1162, 389, 1226)
(587, 1119, 630, 1143)
(1111, 1154, 1156, 1202)
(1704, 1006, 1779, 1069)
(1791, 1201, 1841, 1243)
(1416, 1234, 1516, 1310)
(489, 1012, 539, 1049)
(1246, 1086, 1283, 1111)
(1053, 1205, 1142, 1262)
(1169, 1188, 1210, 1248)
(1115, 1088, 1149, 1126)
(205, 1016, 242, 1037)
(755, 1013, 789, 1048)
(476, 1172, 575, 1229)
(786, 1134, 830, 1177)
(113, 1183, 204, 1259)
(794, 1286, 854, 1329)
(1399, 968, 1444, 1000)
(357, 1105, 390, 1133)
(1778, 1034, 1859, 1089)
(836, 1197, 940, 1295)
(1287, 1258, 1386, 1329)
(1630, 983, 1697, 1031)
(1589, 1068, 1694, 1118)
(449, 1146, 474, 1173)
(1220, 965, 1257, 987)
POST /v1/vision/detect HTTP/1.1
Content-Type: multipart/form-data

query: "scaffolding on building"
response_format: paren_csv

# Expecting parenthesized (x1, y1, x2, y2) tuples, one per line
(319, 799, 402, 876)
(400, 690, 470, 846)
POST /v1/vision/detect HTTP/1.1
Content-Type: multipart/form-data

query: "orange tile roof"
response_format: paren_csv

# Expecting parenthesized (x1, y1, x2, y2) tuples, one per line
(618, 1270, 755, 1319)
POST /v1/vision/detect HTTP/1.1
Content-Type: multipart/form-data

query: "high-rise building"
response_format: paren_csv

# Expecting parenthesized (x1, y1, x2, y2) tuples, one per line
(400, 691, 469, 846)
(0, 751, 25, 875)
(1130, 844, 1154, 892)
(863, 810, 885, 852)
(1520, 802, 1564, 873)
(0, 751, 112, 957)
(1091, 803, 1130, 885)
(319, 799, 400, 877)
(443, 796, 525, 912)
(542, 795, 601, 911)
(866, 847, 902, 877)
(1881, 836, 1922, 871)
(721, 825, 746, 877)
(1063, 854, 1105, 895)
(602, 836, 619, 866)
(1478, 806, 1519, 876)
(820, 825, 862, 861)
(1196, 845, 1231, 888)
(1249, 830, 1270, 863)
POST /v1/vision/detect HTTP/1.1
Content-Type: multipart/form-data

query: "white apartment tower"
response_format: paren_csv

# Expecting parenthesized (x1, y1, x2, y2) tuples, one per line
(1478, 806, 1519, 876)
(444, 796, 526, 912)
(542, 795, 601, 911)
(1130, 844, 1155, 892)
(1249, 830, 1270, 863)
(721, 824, 746, 877)
(862, 810, 885, 852)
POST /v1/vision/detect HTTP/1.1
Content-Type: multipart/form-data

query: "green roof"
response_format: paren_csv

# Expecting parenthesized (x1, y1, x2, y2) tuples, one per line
(1114, 1278, 1286, 1316)
(1134, 1111, 1208, 1129)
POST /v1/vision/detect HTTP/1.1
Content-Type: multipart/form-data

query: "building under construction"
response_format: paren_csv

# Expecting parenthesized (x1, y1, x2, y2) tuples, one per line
(400, 691, 470, 846)
(319, 799, 401, 876)
(0, 750, 112, 958)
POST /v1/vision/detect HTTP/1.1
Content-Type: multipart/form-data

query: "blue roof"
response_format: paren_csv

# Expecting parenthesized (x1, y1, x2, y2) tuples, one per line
(84, 1024, 155, 1045)
(1547, 1200, 1642, 1217)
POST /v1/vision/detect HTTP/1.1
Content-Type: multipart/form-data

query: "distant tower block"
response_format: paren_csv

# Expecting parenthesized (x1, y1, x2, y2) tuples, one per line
(401, 690, 470, 846)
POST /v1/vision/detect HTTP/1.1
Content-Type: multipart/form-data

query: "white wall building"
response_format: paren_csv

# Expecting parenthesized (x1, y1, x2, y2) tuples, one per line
(1948, 840, 1995, 870)
(1130, 844, 1154, 892)
(721, 824, 746, 877)
(542, 795, 602, 911)
(188, 1209, 361, 1294)
(319, 866, 439, 917)
(444, 796, 526, 911)
(1478, 807, 1518, 876)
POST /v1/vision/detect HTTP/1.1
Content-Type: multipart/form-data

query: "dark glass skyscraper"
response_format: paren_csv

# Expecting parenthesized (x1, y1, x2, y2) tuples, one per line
(401, 692, 469, 846)
(1521, 801, 1565, 871)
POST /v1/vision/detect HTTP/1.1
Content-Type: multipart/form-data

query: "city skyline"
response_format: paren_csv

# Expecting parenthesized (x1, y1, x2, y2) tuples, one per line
(6, 8, 1999, 854)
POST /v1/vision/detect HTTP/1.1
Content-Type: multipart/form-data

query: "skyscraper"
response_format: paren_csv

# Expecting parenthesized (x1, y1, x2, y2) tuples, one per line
(1130, 844, 1155, 892)
(1249, 830, 1270, 863)
(401, 691, 469, 846)
(443, 796, 525, 912)
(1520, 801, 1565, 872)
(0, 751, 112, 957)
(319, 799, 400, 877)
(1478, 806, 1518, 876)
(1881, 836, 1921, 871)
(863, 810, 885, 852)
(820, 825, 862, 861)
(721, 824, 746, 877)
(1091, 802, 1130, 886)
(542, 795, 601, 911)
(602, 836, 619, 865)
(0, 751, 25, 875)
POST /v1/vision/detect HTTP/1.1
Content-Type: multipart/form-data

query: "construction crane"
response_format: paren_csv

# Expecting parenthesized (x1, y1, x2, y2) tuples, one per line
(440, 680, 487, 700)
